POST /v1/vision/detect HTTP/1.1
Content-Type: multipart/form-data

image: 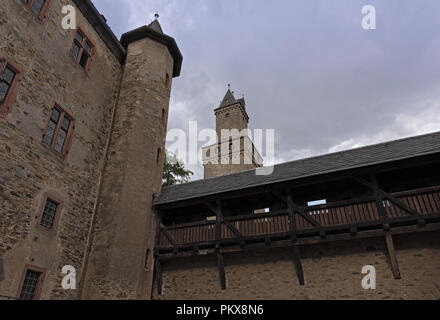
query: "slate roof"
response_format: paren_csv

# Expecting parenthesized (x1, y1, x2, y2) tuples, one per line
(148, 19, 164, 34)
(156, 131, 440, 205)
(218, 89, 237, 108)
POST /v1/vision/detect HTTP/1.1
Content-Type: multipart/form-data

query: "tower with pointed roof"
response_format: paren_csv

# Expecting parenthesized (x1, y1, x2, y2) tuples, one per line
(202, 88, 263, 178)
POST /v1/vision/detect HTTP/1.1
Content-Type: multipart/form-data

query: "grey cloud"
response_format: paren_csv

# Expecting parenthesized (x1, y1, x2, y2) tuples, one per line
(93, 0, 440, 180)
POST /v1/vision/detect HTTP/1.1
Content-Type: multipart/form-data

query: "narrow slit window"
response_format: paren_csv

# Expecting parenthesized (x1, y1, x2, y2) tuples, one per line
(161, 108, 166, 126)
(157, 148, 162, 164)
(144, 249, 152, 271)
(165, 73, 170, 89)
(40, 198, 59, 229)
(19, 269, 42, 300)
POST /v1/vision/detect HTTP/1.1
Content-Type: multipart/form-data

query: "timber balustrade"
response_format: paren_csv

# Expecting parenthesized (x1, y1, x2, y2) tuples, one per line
(157, 186, 440, 251)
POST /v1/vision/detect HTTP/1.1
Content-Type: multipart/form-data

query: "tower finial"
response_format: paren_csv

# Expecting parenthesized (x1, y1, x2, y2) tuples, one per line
(228, 84, 231, 90)
(154, 12, 159, 20)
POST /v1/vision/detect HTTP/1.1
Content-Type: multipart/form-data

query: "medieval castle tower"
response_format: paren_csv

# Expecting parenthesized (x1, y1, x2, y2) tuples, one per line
(202, 88, 263, 179)
(1, 0, 440, 301)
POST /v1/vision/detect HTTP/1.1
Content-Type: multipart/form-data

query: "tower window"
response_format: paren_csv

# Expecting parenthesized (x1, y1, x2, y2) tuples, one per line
(144, 249, 153, 271)
(165, 73, 170, 89)
(22, 0, 52, 20)
(226, 113, 230, 118)
(70, 29, 94, 71)
(156, 148, 162, 164)
(0, 58, 23, 116)
(18, 267, 45, 300)
(42, 104, 75, 156)
(161, 108, 167, 126)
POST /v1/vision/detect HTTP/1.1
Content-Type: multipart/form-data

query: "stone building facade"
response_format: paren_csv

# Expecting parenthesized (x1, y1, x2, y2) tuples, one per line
(0, 0, 181, 300)
(202, 89, 263, 179)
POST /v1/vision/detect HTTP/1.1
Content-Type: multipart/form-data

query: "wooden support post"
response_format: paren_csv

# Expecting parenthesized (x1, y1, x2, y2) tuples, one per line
(291, 245, 305, 286)
(371, 175, 388, 220)
(215, 199, 222, 243)
(384, 232, 401, 280)
(286, 194, 296, 240)
(216, 249, 227, 290)
(155, 258, 163, 294)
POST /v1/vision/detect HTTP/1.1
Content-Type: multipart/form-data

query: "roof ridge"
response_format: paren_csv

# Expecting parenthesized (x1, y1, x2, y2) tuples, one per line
(160, 130, 440, 192)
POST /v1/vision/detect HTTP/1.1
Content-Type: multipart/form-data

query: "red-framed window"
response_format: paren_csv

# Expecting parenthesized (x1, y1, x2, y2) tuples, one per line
(42, 104, 75, 156)
(17, 265, 46, 300)
(70, 28, 95, 71)
(37, 194, 63, 232)
(0, 58, 24, 117)
(21, 0, 53, 21)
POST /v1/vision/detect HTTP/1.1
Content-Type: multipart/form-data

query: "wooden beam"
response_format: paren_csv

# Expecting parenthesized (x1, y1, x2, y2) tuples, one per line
(291, 245, 305, 286)
(160, 224, 177, 246)
(215, 199, 222, 241)
(158, 222, 440, 260)
(383, 194, 421, 216)
(384, 232, 401, 279)
(217, 249, 227, 290)
(155, 258, 163, 294)
(223, 219, 243, 239)
(352, 175, 421, 217)
(276, 190, 322, 229)
(287, 194, 322, 229)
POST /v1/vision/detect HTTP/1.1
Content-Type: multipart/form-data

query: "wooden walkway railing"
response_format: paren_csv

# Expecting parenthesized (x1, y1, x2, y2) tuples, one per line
(158, 186, 440, 248)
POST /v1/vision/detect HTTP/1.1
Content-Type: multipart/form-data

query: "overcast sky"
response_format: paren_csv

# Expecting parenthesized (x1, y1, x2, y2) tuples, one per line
(92, 0, 440, 180)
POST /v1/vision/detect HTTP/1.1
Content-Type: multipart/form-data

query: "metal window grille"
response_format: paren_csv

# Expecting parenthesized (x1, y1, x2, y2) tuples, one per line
(40, 198, 58, 229)
(19, 270, 41, 300)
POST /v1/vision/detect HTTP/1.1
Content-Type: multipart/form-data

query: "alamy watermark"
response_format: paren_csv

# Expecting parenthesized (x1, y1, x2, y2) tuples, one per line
(167, 121, 276, 176)
(361, 265, 376, 290)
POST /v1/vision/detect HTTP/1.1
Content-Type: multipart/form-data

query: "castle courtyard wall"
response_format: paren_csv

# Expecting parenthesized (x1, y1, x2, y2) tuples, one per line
(152, 231, 440, 300)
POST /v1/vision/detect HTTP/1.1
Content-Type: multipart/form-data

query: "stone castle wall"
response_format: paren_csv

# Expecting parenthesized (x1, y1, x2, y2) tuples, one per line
(152, 231, 440, 300)
(0, 0, 122, 299)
